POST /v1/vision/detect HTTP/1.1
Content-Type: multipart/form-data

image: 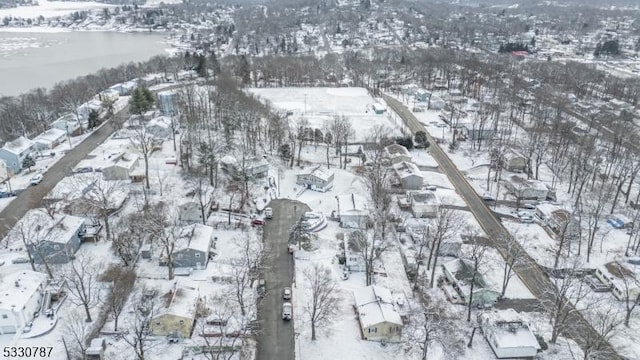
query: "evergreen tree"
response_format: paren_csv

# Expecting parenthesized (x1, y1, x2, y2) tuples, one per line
(210, 51, 221, 75)
(196, 55, 208, 78)
(87, 109, 101, 130)
(239, 55, 251, 85)
(129, 87, 154, 115)
(22, 154, 35, 172)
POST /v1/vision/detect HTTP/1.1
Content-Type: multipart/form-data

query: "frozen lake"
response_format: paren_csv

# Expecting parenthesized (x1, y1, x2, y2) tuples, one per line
(0, 30, 169, 96)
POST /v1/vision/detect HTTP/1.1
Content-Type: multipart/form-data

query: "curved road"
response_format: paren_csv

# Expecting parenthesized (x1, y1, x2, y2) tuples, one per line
(382, 94, 621, 359)
(257, 199, 309, 360)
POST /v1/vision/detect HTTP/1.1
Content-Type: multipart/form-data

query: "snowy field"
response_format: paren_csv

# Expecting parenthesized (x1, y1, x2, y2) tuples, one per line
(249, 87, 406, 142)
(0, 0, 114, 20)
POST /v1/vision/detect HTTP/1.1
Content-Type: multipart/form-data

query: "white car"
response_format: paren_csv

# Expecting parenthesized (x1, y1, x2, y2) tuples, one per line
(283, 287, 292, 300)
(30, 174, 43, 186)
(282, 302, 292, 321)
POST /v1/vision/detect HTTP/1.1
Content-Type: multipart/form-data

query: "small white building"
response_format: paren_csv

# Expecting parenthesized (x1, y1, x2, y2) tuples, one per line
(407, 190, 440, 218)
(392, 161, 424, 190)
(296, 166, 334, 192)
(372, 102, 387, 114)
(0, 270, 48, 334)
(343, 237, 365, 272)
(594, 262, 640, 301)
(478, 309, 541, 359)
(97, 89, 119, 103)
(146, 116, 174, 139)
(102, 153, 139, 181)
(429, 95, 446, 110)
(384, 144, 412, 164)
(353, 286, 403, 342)
(85, 337, 107, 360)
(51, 114, 81, 135)
(336, 193, 369, 229)
(33, 128, 67, 151)
(77, 99, 103, 121)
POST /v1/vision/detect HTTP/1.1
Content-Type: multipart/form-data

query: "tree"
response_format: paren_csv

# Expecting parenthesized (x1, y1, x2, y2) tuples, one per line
(76, 178, 127, 241)
(102, 265, 136, 332)
(130, 125, 154, 190)
(500, 234, 528, 298)
(63, 255, 101, 322)
(9, 211, 54, 279)
(187, 175, 214, 224)
(62, 309, 90, 358)
(129, 87, 154, 115)
(465, 232, 487, 322)
(22, 154, 35, 172)
(146, 203, 180, 280)
(227, 234, 263, 316)
(427, 208, 464, 288)
(580, 301, 624, 359)
(304, 264, 339, 340)
(414, 131, 428, 147)
(122, 290, 160, 360)
(199, 294, 253, 360)
(87, 109, 101, 130)
(112, 213, 146, 267)
(406, 292, 465, 360)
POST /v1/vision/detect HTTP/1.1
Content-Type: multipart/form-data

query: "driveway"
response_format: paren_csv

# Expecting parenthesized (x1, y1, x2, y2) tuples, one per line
(257, 199, 309, 360)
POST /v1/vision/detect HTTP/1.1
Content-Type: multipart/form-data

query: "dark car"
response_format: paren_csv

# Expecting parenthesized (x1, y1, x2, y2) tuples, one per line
(251, 218, 265, 226)
(0, 191, 17, 198)
(72, 167, 93, 174)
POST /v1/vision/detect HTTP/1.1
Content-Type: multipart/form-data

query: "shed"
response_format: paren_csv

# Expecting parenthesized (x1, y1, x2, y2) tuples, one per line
(372, 102, 386, 114)
(85, 338, 107, 360)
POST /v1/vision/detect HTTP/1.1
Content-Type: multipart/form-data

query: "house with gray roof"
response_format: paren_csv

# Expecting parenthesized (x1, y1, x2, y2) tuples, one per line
(172, 224, 214, 270)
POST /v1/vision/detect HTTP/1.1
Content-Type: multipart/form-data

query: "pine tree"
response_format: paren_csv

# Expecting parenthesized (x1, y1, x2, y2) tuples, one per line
(87, 109, 101, 130)
(22, 154, 35, 172)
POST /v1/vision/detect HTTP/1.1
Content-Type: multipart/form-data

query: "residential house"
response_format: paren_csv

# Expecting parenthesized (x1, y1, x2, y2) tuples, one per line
(140, 73, 164, 87)
(478, 309, 541, 359)
(150, 280, 200, 338)
(372, 102, 386, 114)
(383, 144, 412, 164)
(442, 259, 500, 307)
(51, 114, 81, 136)
(343, 237, 365, 272)
(97, 89, 119, 103)
(353, 286, 403, 342)
(220, 156, 269, 179)
(336, 193, 369, 229)
(535, 204, 571, 234)
(296, 166, 335, 192)
(503, 175, 549, 201)
(178, 201, 207, 224)
(594, 262, 640, 301)
(392, 161, 424, 190)
(76, 99, 103, 122)
(499, 148, 526, 172)
(407, 190, 440, 218)
(429, 95, 446, 110)
(33, 128, 67, 151)
(25, 214, 86, 264)
(415, 88, 431, 102)
(102, 153, 139, 181)
(172, 224, 214, 270)
(400, 84, 418, 96)
(146, 116, 174, 139)
(0, 270, 47, 334)
(0, 136, 35, 174)
(157, 90, 179, 115)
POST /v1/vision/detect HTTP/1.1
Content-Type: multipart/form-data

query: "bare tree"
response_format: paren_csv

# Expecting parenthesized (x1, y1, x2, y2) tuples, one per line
(79, 178, 127, 241)
(199, 293, 255, 360)
(304, 264, 339, 340)
(111, 213, 146, 266)
(228, 233, 263, 316)
(131, 125, 155, 190)
(63, 255, 102, 322)
(122, 290, 160, 360)
(465, 232, 487, 322)
(427, 208, 464, 288)
(500, 234, 529, 298)
(580, 301, 624, 360)
(405, 292, 465, 360)
(187, 175, 214, 225)
(581, 182, 613, 263)
(349, 228, 390, 286)
(101, 265, 136, 332)
(9, 211, 54, 278)
(62, 308, 90, 358)
(146, 204, 180, 280)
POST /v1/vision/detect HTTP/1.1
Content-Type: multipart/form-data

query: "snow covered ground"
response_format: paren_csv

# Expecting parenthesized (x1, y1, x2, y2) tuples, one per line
(0, 0, 114, 20)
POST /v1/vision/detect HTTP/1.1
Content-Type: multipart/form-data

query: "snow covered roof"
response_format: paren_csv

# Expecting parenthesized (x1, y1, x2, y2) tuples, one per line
(353, 285, 402, 328)
(2, 210, 84, 246)
(300, 166, 334, 182)
(384, 144, 411, 158)
(147, 116, 172, 129)
(0, 270, 47, 312)
(34, 128, 66, 145)
(479, 309, 540, 351)
(392, 161, 423, 179)
(2, 136, 34, 155)
(104, 152, 139, 171)
(372, 102, 386, 111)
(177, 223, 213, 253)
(162, 279, 200, 319)
(45, 215, 85, 244)
(506, 175, 547, 191)
(408, 190, 439, 205)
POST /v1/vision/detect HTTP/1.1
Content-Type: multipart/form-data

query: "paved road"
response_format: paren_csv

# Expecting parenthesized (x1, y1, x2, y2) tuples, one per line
(257, 199, 309, 360)
(0, 116, 124, 240)
(382, 94, 621, 358)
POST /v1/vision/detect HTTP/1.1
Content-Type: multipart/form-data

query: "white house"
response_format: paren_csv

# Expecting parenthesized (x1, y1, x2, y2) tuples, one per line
(336, 193, 369, 229)
(392, 161, 424, 190)
(146, 116, 174, 139)
(157, 90, 179, 115)
(77, 99, 103, 121)
(296, 166, 334, 192)
(503, 175, 549, 201)
(343, 237, 365, 272)
(102, 153, 139, 181)
(33, 128, 67, 151)
(51, 114, 81, 135)
(478, 309, 541, 359)
(594, 262, 640, 301)
(98, 89, 119, 103)
(220, 156, 269, 179)
(407, 190, 440, 218)
(429, 95, 446, 110)
(384, 144, 412, 164)
(535, 204, 571, 234)
(353, 286, 403, 342)
(0, 136, 35, 174)
(0, 270, 48, 334)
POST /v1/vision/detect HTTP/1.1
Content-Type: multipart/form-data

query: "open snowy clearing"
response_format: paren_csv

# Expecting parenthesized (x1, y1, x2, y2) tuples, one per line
(0, 0, 114, 20)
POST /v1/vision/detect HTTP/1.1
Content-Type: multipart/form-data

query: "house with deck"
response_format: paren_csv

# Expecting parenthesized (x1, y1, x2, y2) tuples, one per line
(353, 286, 403, 342)
(478, 309, 541, 359)
(296, 166, 334, 192)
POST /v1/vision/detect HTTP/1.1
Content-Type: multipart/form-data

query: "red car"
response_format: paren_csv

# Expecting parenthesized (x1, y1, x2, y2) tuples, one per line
(251, 218, 265, 226)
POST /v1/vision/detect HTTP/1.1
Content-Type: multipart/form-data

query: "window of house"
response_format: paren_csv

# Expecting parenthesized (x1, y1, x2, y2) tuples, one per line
(179, 320, 184, 325)
(1, 314, 7, 319)
(156, 322, 161, 326)
(195, 253, 200, 258)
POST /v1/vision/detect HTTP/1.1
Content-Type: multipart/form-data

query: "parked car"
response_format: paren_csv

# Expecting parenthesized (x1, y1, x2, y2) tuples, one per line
(282, 302, 292, 320)
(426, 185, 437, 191)
(23, 322, 33, 333)
(251, 218, 265, 226)
(264, 207, 273, 219)
(12, 257, 30, 264)
(72, 167, 93, 174)
(0, 191, 16, 198)
(519, 215, 535, 224)
(481, 193, 495, 202)
(30, 174, 43, 186)
(283, 287, 292, 300)
(257, 279, 266, 297)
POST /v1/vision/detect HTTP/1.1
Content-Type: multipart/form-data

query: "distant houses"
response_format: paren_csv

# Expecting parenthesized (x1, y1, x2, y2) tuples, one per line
(478, 309, 541, 359)
(0, 136, 35, 174)
(220, 156, 269, 180)
(353, 285, 403, 342)
(296, 166, 335, 192)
